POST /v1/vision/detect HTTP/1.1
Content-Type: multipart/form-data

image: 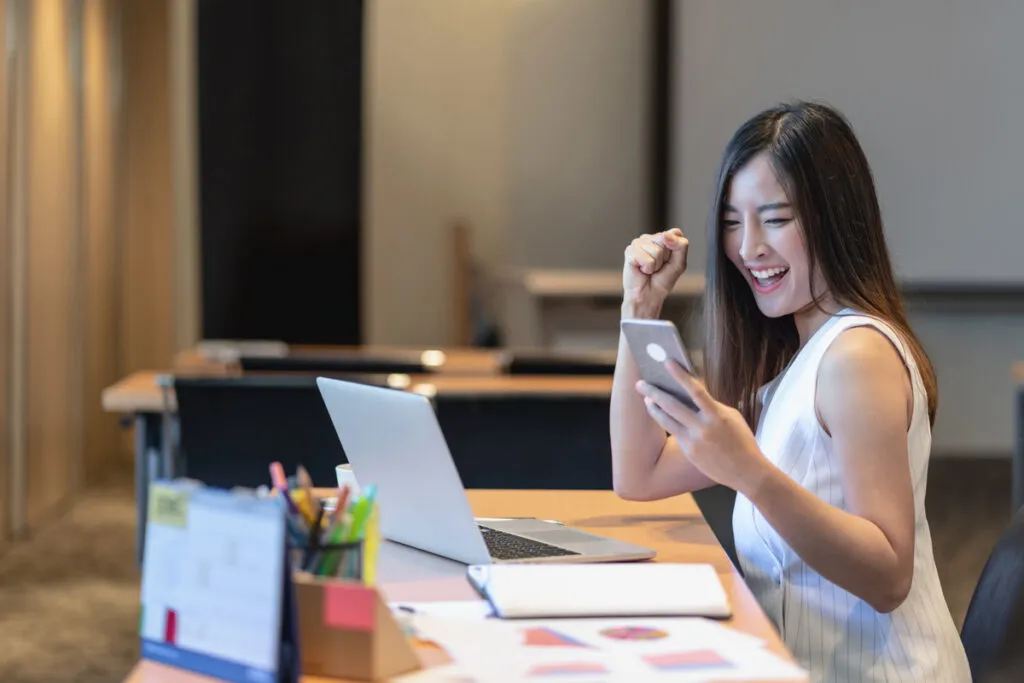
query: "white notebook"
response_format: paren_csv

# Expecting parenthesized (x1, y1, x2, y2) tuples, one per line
(466, 563, 731, 619)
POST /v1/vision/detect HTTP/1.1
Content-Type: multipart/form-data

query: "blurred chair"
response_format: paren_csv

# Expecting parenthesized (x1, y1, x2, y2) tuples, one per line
(434, 393, 614, 490)
(239, 351, 427, 375)
(504, 350, 617, 376)
(173, 375, 379, 489)
(692, 485, 739, 571)
(960, 504, 1024, 681)
(432, 391, 739, 568)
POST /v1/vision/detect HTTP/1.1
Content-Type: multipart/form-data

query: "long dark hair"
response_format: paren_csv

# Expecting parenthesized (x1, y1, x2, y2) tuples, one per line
(703, 101, 938, 425)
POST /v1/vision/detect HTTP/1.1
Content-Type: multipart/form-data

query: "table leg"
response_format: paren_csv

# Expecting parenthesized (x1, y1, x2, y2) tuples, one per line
(134, 412, 164, 568)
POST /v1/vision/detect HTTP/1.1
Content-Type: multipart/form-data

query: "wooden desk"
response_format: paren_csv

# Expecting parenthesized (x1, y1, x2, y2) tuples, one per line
(123, 489, 798, 683)
(103, 370, 614, 567)
(174, 345, 506, 377)
(103, 370, 614, 414)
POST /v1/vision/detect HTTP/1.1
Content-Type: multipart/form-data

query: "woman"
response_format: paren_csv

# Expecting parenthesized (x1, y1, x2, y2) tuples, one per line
(610, 101, 970, 683)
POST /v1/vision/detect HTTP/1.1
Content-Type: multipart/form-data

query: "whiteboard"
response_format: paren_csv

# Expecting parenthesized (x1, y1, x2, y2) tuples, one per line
(670, 0, 1024, 286)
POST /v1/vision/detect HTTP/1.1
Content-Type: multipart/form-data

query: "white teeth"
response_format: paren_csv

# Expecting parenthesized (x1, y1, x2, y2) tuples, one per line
(750, 267, 788, 279)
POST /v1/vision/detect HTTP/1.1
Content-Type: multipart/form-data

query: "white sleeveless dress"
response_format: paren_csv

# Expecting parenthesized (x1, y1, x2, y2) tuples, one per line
(732, 309, 971, 683)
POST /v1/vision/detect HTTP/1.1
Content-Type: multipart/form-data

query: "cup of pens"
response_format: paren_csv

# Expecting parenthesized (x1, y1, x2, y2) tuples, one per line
(270, 462, 381, 583)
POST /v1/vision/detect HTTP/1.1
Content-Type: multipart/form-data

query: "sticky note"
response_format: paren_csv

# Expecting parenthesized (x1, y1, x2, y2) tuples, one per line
(323, 583, 376, 631)
(148, 485, 188, 528)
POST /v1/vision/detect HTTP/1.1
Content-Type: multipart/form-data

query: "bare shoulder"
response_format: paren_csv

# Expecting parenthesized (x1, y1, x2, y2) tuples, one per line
(821, 326, 908, 378)
(816, 325, 913, 433)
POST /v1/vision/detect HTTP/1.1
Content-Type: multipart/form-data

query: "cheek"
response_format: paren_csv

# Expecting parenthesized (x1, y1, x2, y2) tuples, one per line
(723, 231, 743, 267)
(773, 229, 808, 274)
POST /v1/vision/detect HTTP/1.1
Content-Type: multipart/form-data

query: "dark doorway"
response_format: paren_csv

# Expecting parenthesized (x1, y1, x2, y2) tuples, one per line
(197, 0, 364, 344)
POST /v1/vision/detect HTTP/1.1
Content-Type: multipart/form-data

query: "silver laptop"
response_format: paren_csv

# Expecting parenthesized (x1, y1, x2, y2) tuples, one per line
(316, 377, 656, 564)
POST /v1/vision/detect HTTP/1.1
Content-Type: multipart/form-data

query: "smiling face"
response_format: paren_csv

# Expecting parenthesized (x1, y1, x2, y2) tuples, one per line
(722, 153, 824, 320)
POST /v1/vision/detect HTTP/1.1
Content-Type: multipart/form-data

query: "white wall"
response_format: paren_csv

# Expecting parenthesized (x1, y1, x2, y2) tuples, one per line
(670, 2, 1024, 456)
(910, 309, 1024, 456)
(505, 0, 651, 270)
(364, 0, 651, 346)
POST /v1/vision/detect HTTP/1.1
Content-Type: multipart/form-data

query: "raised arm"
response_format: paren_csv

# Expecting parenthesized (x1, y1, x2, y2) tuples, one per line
(610, 229, 716, 501)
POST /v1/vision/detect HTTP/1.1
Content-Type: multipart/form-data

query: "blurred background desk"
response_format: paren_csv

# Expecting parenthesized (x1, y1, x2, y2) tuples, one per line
(498, 268, 705, 349)
(173, 343, 507, 376)
(102, 364, 616, 566)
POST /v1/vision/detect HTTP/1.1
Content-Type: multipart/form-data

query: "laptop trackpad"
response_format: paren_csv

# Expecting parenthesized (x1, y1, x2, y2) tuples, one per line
(528, 528, 606, 546)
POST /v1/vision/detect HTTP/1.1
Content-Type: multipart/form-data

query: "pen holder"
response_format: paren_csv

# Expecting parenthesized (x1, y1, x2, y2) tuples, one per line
(293, 571, 421, 681)
(298, 540, 363, 580)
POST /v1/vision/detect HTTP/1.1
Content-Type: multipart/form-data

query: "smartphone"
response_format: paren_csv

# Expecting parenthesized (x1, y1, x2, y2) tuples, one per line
(620, 319, 699, 412)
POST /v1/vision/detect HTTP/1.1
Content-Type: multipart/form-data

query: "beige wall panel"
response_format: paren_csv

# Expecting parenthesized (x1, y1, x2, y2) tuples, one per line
(81, 0, 120, 482)
(0, 0, 11, 543)
(24, 0, 79, 527)
(120, 0, 174, 373)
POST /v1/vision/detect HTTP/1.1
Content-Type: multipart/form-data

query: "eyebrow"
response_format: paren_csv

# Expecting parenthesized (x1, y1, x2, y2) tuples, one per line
(723, 202, 792, 213)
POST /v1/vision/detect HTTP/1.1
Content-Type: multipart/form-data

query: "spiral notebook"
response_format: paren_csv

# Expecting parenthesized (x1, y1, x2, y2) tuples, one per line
(466, 563, 731, 619)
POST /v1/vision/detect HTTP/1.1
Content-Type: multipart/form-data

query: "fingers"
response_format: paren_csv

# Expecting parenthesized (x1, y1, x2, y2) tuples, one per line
(625, 230, 688, 278)
(635, 380, 701, 430)
(638, 238, 668, 266)
(626, 245, 657, 274)
(642, 394, 688, 436)
(665, 363, 715, 414)
(654, 228, 689, 252)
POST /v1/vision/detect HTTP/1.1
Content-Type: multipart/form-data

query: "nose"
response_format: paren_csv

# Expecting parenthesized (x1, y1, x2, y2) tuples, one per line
(738, 222, 769, 262)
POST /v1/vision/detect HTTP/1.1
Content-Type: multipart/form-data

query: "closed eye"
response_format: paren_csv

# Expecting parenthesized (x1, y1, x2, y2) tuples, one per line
(722, 219, 741, 230)
(764, 217, 793, 226)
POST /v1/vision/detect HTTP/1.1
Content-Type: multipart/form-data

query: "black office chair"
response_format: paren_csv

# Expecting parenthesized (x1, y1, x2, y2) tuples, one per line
(960, 504, 1024, 681)
(239, 352, 427, 375)
(172, 375, 382, 489)
(692, 485, 739, 571)
(505, 350, 616, 376)
(433, 393, 614, 490)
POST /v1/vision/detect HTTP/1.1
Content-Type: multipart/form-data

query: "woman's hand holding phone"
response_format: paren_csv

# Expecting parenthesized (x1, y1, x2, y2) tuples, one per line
(622, 228, 689, 318)
(636, 362, 771, 496)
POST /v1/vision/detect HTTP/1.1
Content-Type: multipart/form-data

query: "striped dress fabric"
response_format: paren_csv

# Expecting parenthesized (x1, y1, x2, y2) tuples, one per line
(732, 310, 971, 683)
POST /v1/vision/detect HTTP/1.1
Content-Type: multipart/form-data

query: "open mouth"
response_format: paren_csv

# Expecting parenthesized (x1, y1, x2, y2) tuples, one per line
(748, 266, 789, 294)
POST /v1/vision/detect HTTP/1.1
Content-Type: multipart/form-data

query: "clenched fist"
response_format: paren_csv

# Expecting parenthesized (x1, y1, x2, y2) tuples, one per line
(622, 228, 689, 316)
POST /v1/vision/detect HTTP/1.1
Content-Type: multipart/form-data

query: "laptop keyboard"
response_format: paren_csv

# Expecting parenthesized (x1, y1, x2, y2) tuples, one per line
(479, 526, 580, 561)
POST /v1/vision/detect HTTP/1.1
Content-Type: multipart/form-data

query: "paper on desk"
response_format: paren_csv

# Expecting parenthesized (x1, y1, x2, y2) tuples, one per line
(409, 615, 764, 659)
(408, 615, 808, 682)
(506, 616, 765, 652)
(390, 600, 494, 620)
(391, 662, 487, 682)
(394, 646, 806, 683)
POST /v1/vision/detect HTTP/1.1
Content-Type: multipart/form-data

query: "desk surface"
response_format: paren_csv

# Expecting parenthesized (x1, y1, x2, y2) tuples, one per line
(101, 370, 616, 414)
(508, 268, 706, 298)
(123, 489, 795, 683)
(175, 345, 508, 376)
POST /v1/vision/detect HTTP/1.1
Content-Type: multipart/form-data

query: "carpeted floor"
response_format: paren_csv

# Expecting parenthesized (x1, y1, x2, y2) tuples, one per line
(0, 475, 140, 683)
(0, 458, 1012, 683)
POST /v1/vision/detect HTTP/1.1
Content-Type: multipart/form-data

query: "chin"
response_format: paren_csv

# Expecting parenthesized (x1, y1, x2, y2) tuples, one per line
(753, 299, 793, 318)
(749, 285, 802, 319)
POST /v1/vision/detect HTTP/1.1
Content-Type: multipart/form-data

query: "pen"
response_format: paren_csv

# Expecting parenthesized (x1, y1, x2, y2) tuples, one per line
(323, 483, 351, 537)
(269, 462, 302, 518)
(296, 464, 317, 512)
(345, 484, 377, 543)
(290, 489, 317, 528)
(362, 505, 380, 585)
(317, 514, 351, 577)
